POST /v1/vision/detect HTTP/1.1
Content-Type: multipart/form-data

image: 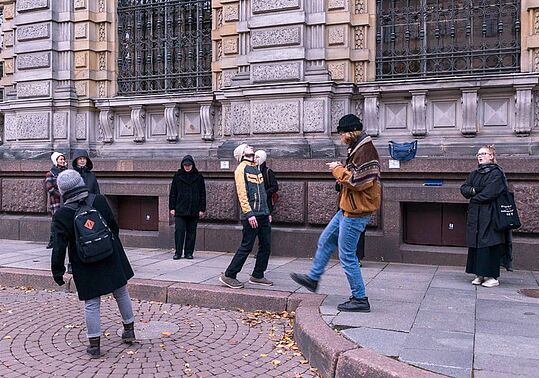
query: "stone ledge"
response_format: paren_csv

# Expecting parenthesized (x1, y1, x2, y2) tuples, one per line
(0, 268, 442, 378)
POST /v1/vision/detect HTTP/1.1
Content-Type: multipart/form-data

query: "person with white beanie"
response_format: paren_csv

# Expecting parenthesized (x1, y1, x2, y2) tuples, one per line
(219, 143, 273, 288)
(44, 152, 67, 248)
(51, 169, 136, 358)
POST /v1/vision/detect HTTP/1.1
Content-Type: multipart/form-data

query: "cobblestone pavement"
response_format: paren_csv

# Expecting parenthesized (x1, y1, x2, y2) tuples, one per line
(0, 286, 318, 378)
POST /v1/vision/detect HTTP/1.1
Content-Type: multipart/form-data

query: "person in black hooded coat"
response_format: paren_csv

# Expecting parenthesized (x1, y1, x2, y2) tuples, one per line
(72, 149, 100, 194)
(169, 155, 206, 259)
(460, 145, 507, 288)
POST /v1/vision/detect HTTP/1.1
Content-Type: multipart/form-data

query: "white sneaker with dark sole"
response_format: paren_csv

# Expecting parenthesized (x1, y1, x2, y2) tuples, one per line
(472, 276, 484, 285)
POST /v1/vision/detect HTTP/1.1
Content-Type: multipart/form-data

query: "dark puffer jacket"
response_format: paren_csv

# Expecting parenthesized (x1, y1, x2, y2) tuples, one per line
(259, 162, 279, 214)
(169, 155, 207, 217)
(460, 163, 506, 248)
(72, 149, 100, 194)
(51, 190, 134, 301)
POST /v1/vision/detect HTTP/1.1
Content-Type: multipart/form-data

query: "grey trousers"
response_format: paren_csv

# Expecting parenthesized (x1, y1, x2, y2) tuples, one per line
(84, 285, 135, 338)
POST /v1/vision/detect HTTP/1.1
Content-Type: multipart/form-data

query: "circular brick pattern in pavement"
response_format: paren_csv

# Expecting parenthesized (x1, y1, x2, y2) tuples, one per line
(115, 321, 180, 340)
(0, 286, 318, 377)
(519, 288, 539, 299)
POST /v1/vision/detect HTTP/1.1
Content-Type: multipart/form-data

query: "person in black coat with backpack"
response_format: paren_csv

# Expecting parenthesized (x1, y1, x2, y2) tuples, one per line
(169, 155, 206, 260)
(460, 145, 507, 288)
(72, 149, 100, 194)
(51, 169, 135, 359)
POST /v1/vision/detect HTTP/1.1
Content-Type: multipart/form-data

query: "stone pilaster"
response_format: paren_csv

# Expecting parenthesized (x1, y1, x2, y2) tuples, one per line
(411, 90, 427, 137)
(461, 88, 478, 136)
(514, 85, 534, 136)
(213, 0, 240, 90)
(363, 92, 379, 137)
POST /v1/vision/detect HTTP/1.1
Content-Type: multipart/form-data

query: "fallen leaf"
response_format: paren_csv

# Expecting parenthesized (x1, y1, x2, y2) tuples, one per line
(259, 353, 268, 357)
(161, 332, 171, 337)
(3, 336, 12, 340)
(271, 359, 281, 366)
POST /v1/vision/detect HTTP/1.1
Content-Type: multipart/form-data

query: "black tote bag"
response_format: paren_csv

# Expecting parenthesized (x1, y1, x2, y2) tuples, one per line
(494, 187, 521, 232)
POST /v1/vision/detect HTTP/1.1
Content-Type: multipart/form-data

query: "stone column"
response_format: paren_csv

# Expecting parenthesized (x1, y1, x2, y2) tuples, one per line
(461, 88, 478, 136)
(514, 85, 534, 136)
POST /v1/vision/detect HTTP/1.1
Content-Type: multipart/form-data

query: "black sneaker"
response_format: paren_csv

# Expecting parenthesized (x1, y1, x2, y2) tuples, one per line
(337, 296, 370, 312)
(173, 254, 181, 260)
(290, 273, 318, 292)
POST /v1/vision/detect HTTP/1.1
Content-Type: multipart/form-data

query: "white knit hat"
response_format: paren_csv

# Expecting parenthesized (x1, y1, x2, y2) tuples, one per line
(57, 169, 85, 195)
(233, 143, 248, 162)
(51, 152, 65, 166)
(254, 150, 267, 165)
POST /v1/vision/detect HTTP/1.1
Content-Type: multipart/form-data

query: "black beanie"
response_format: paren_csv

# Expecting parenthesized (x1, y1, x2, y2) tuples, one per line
(337, 114, 363, 133)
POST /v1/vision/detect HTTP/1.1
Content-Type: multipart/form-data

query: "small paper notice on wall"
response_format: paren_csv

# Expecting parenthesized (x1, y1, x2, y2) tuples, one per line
(220, 160, 230, 169)
(389, 159, 400, 169)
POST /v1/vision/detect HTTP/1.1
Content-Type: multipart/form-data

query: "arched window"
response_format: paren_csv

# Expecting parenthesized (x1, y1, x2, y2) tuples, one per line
(376, 0, 520, 80)
(117, 0, 212, 95)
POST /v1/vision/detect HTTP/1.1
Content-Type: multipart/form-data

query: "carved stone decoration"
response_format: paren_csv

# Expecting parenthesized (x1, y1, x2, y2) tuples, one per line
(303, 100, 325, 132)
(354, 62, 365, 83)
(355, 0, 366, 14)
(328, 62, 346, 80)
(97, 81, 106, 97)
(75, 81, 87, 97)
(98, 23, 106, 42)
(75, 24, 87, 39)
(4, 60, 14, 74)
(535, 93, 539, 130)
(98, 108, 114, 143)
(252, 0, 300, 14)
(223, 3, 239, 22)
(223, 37, 238, 55)
(53, 112, 68, 139)
(4, 3, 14, 19)
(221, 104, 231, 136)
(200, 104, 215, 141)
(17, 23, 50, 41)
(461, 89, 478, 136)
(328, 25, 346, 45)
(251, 27, 301, 49)
(354, 26, 365, 49)
(98, 0, 105, 12)
(17, 81, 50, 98)
(252, 62, 302, 83)
(411, 90, 428, 137)
(514, 86, 534, 136)
(74, 0, 86, 9)
(228, 102, 250, 135)
(18, 113, 50, 140)
(216, 8, 223, 27)
(331, 99, 346, 133)
(16, 0, 49, 12)
(130, 105, 146, 143)
(328, 0, 346, 10)
(252, 101, 300, 133)
(363, 93, 380, 136)
(76, 113, 87, 140)
(216, 40, 223, 61)
(354, 99, 364, 121)
(98, 52, 106, 70)
(3, 31, 13, 47)
(74, 51, 87, 68)
(164, 104, 179, 142)
(17, 52, 51, 70)
(534, 50, 539, 72)
(535, 9, 539, 34)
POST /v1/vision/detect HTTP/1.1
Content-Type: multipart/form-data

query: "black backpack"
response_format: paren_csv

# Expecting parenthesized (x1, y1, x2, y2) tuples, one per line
(66, 194, 115, 264)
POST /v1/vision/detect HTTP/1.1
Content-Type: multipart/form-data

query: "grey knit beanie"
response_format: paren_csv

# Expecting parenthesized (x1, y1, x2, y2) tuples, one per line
(57, 169, 85, 195)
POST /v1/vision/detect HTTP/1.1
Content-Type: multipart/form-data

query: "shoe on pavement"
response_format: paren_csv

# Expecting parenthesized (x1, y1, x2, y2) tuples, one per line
(482, 278, 499, 288)
(219, 273, 244, 289)
(121, 322, 136, 344)
(249, 276, 273, 286)
(184, 254, 193, 259)
(86, 337, 101, 359)
(337, 296, 371, 312)
(472, 276, 484, 285)
(290, 273, 318, 292)
(173, 254, 181, 260)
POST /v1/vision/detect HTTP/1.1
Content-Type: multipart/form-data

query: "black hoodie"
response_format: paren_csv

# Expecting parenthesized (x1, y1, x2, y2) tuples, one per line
(169, 155, 207, 217)
(71, 149, 100, 194)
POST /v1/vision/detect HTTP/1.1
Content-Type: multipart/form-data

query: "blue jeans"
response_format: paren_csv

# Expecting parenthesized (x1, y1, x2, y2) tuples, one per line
(308, 210, 369, 299)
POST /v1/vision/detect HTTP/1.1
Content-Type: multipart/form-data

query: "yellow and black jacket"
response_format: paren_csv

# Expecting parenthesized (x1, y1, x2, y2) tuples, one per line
(332, 133, 381, 217)
(234, 159, 270, 219)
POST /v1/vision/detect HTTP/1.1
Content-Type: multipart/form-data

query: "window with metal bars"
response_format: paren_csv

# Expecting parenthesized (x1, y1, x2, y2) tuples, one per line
(376, 0, 521, 80)
(117, 0, 212, 95)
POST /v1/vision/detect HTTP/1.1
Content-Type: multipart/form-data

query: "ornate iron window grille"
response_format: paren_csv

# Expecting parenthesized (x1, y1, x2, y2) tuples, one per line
(376, 0, 521, 80)
(117, 0, 212, 95)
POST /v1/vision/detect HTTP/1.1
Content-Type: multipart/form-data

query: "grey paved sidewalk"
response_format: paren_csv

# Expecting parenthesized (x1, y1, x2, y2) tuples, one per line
(1, 239, 539, 377)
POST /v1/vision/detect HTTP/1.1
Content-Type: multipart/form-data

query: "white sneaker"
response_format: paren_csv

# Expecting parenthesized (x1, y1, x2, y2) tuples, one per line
(472, 276, 484, 285)
(482, 278, 499, 288)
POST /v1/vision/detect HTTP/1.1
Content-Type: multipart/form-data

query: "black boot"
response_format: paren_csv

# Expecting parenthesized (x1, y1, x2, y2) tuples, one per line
(122, 322, 136, 344)
(46, 233, 53, 249)
(337, 296, 371, 312)
(87, 337, 101, 358)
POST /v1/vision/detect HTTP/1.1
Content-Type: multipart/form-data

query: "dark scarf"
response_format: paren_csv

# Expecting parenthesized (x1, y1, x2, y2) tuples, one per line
(476, 163, 499, 174)
(63, 186, 89, 205)
(50, 165, 67, 176)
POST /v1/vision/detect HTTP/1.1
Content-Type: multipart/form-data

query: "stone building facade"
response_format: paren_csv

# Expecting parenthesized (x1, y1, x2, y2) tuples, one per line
(0, 0, 538, 269)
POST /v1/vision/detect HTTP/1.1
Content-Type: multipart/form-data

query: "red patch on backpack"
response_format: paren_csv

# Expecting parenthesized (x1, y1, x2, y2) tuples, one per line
(84, 219, 95, 230)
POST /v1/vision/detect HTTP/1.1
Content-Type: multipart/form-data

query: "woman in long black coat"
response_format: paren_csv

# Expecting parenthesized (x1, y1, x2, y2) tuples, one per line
(72, 149, 100, 194)
(51, 169, 135, 358)
(169, 155, 206, 260)
(460, 145, 506, 288)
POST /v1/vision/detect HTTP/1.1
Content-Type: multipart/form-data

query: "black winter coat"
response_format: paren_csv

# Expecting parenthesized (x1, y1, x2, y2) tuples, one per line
(72, 149, 100, 194)
(259, 163, 279, 214)
(169, 160, 206, 217)
(460, 164, 506, 248)
(51, 191, 134, 300)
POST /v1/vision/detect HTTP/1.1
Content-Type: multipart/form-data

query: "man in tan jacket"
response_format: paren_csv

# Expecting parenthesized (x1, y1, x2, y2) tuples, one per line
(291, 114, 381, 312)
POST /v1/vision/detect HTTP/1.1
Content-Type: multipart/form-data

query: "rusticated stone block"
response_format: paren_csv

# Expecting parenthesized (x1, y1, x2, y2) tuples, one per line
(2, 179, 47, 213)
(16, 0, 49, 12)
(252, 101, 300, 133)
(252, 0, 299, 14)
(513, 183, 539, 233)
(273, 181, 305, 223)
(204, 180, 238, 221)
(308, 181, 338, 225)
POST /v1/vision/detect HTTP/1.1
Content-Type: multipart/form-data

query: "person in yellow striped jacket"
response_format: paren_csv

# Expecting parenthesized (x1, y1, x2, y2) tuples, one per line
(219, 144, 273, 289)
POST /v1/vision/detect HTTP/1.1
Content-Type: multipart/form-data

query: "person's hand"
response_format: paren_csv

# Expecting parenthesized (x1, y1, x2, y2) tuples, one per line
(269, 215, 272, 223)
(248, 216, 258, 228)
(170, 210, 175, 216)
(54, 276, 65, 286)
(199, 211, 205, 218)
(326, 161, 342, 171)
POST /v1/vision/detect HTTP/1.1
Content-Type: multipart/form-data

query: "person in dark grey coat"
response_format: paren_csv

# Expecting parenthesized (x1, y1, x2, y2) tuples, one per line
(169, 155, 206, 260)
(72, 149, 100, 194)
(51, 169, 135, 358)
(460, 145, 506, 288)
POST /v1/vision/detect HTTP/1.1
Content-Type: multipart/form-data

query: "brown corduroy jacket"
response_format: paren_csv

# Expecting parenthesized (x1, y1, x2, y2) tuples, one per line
(332, 134, 381, 217)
